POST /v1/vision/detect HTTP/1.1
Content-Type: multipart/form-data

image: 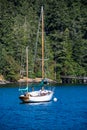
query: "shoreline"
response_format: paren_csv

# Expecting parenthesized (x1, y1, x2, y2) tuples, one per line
(0, 77, 57, 85)
(0, 80, 10, 84)
(1, 77, 87, 85)
(18, 77, 57, 84)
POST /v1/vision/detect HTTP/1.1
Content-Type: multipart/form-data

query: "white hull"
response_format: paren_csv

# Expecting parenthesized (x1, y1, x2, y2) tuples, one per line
(19, 90, 53, 103)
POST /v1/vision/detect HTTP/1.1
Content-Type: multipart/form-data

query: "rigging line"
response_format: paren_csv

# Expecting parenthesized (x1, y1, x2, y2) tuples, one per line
(33, 10, 42, 69)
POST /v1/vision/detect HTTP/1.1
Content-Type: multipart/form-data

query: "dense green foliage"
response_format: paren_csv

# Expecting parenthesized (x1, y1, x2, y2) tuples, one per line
(0, 0, 87, 82)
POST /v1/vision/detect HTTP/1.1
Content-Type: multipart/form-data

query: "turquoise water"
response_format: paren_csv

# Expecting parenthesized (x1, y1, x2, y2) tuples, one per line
(0, 84, 87, 130)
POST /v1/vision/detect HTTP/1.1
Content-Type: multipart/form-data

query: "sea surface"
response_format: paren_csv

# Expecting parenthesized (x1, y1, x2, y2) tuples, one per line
(0, 83, 87, 130)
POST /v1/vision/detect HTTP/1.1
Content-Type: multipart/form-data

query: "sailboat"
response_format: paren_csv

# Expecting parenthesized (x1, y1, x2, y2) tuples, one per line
(19, 6, 53, 103)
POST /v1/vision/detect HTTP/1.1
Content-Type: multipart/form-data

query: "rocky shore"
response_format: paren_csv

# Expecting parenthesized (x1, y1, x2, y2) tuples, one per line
(0, 75, 56, 85)
(0, 75, 10, 84)
(0, 80, 10, 84)
(18, 77, 56, 83)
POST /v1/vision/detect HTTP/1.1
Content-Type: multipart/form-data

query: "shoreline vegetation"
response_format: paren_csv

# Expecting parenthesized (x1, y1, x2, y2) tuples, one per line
(0, 1, 87, 84)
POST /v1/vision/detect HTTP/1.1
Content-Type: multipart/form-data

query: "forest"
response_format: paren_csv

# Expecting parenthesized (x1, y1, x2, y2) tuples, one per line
(0, 0, 87, 82)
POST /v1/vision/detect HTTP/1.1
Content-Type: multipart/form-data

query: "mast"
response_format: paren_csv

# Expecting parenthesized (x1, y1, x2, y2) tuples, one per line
(41, 6, 45, 79)
(26, 46, 28, 91)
